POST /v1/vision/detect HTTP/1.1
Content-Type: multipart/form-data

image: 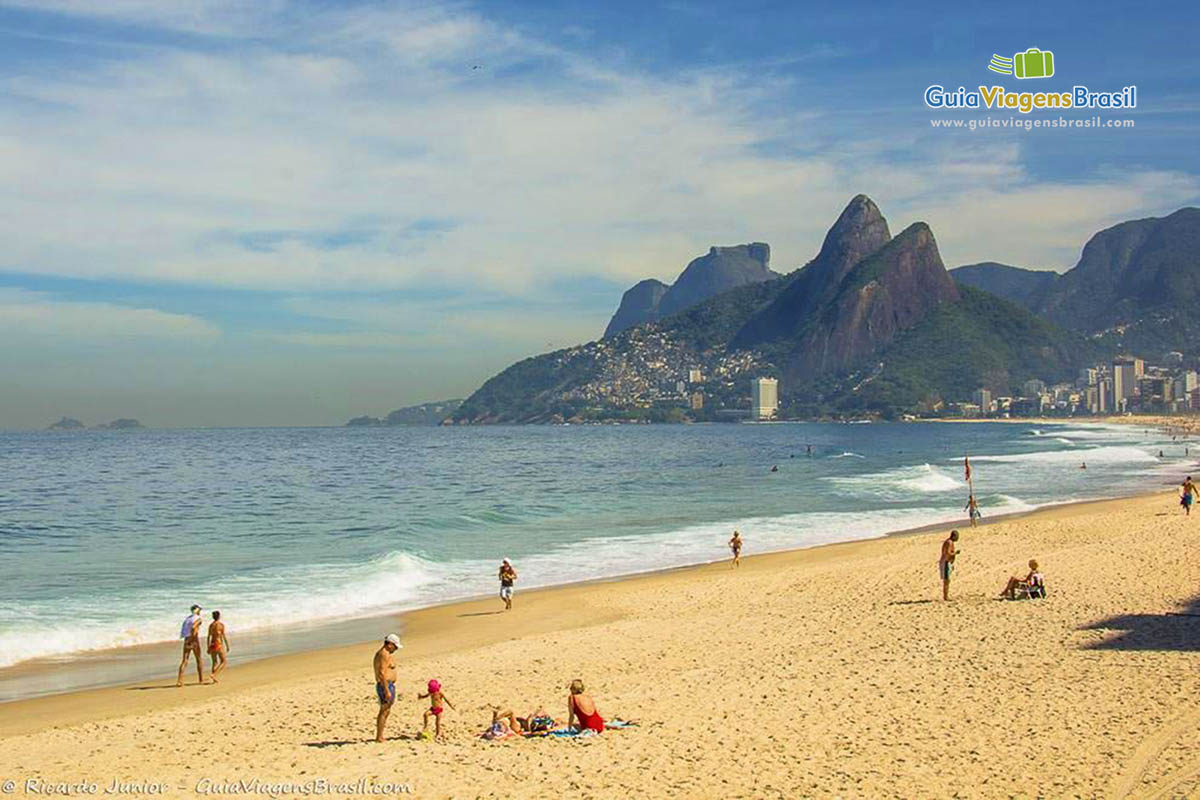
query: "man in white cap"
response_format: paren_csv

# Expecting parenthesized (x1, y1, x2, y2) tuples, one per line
(176, 604, 205, 687)
(498, 558, 518, 611)
(373, 633, 401, 742)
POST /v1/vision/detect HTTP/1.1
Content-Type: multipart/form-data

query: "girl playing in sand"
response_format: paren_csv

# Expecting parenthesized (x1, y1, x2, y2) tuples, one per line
(418, 679, 454, 740)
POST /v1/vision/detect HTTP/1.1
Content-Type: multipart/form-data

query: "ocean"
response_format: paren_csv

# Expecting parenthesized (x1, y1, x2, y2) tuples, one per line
(0, 421, 1189, 701)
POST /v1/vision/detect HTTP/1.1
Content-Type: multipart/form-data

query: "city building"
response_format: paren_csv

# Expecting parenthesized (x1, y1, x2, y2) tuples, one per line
(1113, 357, 1138, 405)
(690, 391, 704, 411)
(972, 388, 993, 414)
(1023, 379, 1046, 397)
(751, 377, 779, 421)
(688, 368, 703, 384)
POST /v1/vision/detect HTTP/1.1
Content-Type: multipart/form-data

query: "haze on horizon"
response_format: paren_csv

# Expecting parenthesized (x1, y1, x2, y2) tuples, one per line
(0, 0, 1197, 429)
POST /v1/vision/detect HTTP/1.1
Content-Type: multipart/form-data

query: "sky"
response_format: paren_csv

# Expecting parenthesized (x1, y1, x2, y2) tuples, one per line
(0, 0, 1198, 428)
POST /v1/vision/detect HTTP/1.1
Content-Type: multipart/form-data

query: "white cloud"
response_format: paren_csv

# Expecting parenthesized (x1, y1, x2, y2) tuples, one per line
(0, 0, 1191, 302)
(0, 289, 219, 342)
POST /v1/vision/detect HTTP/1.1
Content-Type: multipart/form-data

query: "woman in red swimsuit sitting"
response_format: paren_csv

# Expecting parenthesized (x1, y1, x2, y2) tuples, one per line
(567, 678, 604, 733)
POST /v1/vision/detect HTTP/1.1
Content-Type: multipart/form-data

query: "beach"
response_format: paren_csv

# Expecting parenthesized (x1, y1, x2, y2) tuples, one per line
(4, 491, 1200, 798)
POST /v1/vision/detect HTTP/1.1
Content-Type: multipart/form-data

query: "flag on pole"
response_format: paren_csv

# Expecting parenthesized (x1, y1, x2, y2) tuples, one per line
(964, 455, 972, 483)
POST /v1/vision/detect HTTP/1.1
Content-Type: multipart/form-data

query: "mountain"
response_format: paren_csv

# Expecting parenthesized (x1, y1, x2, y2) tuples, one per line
(1034, 207, 1200, 354)
(603, 279, 668, 338)
(733, 194, 892, 347)
(737, 219, 961, 387)
(950, 262, 1060, 310)
(346, 399, 463, 427)
(456, 195, 1094, 422)
(657, 243, 776, 317)
(47, 417, 85, 430)
(385, 399, 462, 425)
(818, 286, 1094, 415)
(602, 243, 778, 337)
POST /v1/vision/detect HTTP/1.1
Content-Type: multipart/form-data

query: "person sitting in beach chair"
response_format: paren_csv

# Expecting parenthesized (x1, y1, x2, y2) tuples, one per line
(1000, 560, 1045, 600)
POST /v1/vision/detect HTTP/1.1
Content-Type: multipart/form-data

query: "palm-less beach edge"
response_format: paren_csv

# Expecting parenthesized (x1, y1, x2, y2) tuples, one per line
(3, 490, 1200, 797)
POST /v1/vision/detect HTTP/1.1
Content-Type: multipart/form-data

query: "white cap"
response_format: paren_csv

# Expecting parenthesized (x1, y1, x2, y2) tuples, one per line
(384, 633, 402, 648)
(502, 558, 511, 565)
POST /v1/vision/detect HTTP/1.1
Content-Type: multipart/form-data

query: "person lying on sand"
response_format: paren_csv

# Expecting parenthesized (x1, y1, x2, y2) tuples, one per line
(567, 679, 604, 733)
(486, 705, 556, 736)
(1000, 560, 1041, 600)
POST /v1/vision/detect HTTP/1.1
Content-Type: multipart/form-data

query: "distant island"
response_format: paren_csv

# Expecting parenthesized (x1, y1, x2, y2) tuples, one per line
(95, 419, 145, 430)
(346, 399, 463, 427)
(46, 417, 146, 430)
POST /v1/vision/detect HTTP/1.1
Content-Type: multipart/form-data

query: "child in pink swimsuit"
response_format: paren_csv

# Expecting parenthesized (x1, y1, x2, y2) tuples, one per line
(418, 679, 455, 740)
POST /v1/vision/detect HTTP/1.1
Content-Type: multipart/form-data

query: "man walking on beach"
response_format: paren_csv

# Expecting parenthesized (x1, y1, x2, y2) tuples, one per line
(176, 604, 205, 687)
(729, 530, 743, 568)
(939, 531, 959, 601)
(1182, 476, 1198, 516)
(373, 633, 401, 743)
(499, 558, 517, 611)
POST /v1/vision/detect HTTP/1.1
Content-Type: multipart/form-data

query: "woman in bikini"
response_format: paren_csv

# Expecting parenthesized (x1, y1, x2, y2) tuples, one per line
(566, 678, 604, 733)
(207, 610, 229, 682)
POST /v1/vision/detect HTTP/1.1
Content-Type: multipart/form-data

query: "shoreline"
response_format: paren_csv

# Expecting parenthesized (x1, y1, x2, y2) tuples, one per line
(6, 488, 1200, 796)
(0, 486, 1173, 737)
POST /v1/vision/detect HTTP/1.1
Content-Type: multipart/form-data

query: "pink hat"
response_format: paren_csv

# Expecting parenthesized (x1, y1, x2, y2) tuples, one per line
(427, 679, 441, 693)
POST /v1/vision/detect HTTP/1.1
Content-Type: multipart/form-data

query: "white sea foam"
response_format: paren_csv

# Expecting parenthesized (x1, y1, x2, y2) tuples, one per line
(0, 551, 443, 669)
(831, 451, 864, 458)
(828, 463, 962, 496)
(966, 446, 1156, 465)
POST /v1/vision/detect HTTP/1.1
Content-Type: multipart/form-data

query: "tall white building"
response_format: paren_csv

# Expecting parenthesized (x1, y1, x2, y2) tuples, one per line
(751, 377, 779, 420)
(1113, 358, 1137, 404)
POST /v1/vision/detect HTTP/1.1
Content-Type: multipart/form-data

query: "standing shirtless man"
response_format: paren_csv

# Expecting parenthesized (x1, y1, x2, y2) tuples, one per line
(176, 604, 205, 687)
(374, 634, 401, 743)
(939, 531, 960, 601)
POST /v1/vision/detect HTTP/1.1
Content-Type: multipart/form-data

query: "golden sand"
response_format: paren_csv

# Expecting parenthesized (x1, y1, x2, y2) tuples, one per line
(3, 492, 1200, 798)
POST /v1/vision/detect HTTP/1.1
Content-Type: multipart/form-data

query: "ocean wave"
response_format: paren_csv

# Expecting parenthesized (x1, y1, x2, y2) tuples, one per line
(828, 463, 963, 496)
(831, 451, 864, 458)
(0, 551, 443, 669)
(966, 446, 1156, 465)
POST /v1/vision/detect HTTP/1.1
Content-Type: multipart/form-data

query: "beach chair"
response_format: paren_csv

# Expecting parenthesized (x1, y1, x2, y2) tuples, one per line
(1017, 573, 1046, 600)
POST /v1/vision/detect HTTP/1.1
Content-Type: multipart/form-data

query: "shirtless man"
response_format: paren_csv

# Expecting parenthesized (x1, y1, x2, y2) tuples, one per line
(939, 531, 960, 601)
(207, 610, 230, 682)
(373, 634, 401, 743)
(729, 530, 743, 568)
(176, 604, 205, 687)
(1182, 476, 1198, 516)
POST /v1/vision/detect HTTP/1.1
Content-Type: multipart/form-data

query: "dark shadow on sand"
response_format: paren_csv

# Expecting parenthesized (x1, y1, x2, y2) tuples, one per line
(888, 599, 935, 606)
(457, 611, 505, 618)
(127, 683, 208, 691)
(1079, 593, 1200, 651)
(304, 734, 422, 748)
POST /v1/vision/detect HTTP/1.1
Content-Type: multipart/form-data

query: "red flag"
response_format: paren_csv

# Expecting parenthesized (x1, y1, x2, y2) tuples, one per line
(964, 456, 972, 483)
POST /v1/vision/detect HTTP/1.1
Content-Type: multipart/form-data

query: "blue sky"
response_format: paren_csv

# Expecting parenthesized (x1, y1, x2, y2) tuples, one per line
(0, 0, 1197, 427)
